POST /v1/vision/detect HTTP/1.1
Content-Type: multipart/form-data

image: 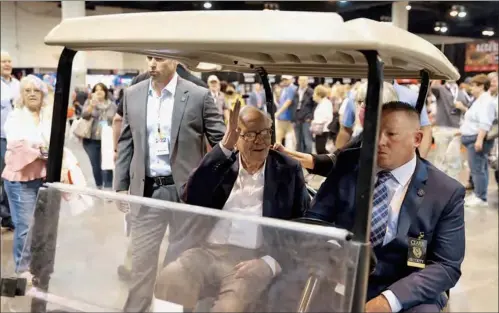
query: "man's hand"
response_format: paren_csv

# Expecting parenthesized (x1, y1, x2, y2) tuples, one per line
(234, 259, 272, 279)
(365, 295, 392, 313)
(116, 190, 130, 213)
(454, 101, 468, 112)
(221, 99, 241, 151)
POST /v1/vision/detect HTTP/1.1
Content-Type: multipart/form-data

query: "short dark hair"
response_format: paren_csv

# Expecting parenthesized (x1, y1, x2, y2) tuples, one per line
(382, 101, 420, 122)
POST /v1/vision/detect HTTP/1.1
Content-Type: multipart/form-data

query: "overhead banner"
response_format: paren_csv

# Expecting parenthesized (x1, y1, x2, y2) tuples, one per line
(464, 40, 498, 72)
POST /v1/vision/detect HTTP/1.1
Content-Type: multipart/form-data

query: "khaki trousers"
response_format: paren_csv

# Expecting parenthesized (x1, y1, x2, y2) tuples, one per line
(154, 244, 273, 312)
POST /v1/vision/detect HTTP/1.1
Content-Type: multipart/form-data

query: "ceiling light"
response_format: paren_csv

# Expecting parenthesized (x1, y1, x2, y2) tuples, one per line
(197, 62, 221, 71)
(450, 5, 467, 18)
(340, 1, 348, 3)
(203, 2, 212, 9)
(482, 28, 495, 37)
(406, 4, 411, 10)
(434, 22, 448, 34)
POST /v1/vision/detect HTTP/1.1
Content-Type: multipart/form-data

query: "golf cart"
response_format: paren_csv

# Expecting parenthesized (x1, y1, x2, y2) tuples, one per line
(0, 10, 458, 313)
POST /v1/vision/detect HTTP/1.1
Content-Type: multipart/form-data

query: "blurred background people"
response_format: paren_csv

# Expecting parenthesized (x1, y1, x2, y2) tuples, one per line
(311, 84, 334, 154)
(81, 82, 117, 190)
(247, 82, 266, 112)
(0, 50, 20, 231)
(292, 76, 316, 154)
(460, 74, 496, 207)
(207, 74, 227, 120)
(2, 75, 51, 283)
(275, 75, 296, 148)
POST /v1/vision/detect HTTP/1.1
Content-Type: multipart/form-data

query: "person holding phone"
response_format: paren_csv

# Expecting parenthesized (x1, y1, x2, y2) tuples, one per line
(81, 82, 117, 189)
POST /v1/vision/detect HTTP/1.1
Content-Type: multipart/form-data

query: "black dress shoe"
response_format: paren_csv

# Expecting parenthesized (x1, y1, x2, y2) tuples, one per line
(117, 265, 131, 281)
(1, 218, 15, 231)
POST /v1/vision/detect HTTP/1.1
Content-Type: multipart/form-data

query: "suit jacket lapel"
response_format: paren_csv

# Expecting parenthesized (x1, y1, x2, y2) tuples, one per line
(134, 81, 149, 154)
(396, 158, 428, 239)
(171, 78, 190, 159)
(263, 156, 285, 218)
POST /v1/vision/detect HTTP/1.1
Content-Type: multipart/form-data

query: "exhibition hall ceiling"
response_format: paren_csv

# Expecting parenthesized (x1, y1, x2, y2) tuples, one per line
(84, 1, 499, 38)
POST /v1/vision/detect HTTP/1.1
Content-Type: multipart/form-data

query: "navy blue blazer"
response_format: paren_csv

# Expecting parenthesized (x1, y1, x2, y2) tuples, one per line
(180, 144, 310, 264)
(306, 147, 465, 310)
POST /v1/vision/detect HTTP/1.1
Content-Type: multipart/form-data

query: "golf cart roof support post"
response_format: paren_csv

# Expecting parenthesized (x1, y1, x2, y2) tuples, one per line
(351, 50, 384, 313)
(30, 47, 76, 313)
(255, 67, 276, 143)
(416, 70, 430, 114)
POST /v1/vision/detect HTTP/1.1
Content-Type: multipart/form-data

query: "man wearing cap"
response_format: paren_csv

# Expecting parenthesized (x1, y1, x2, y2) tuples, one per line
(207, 74, 228, 121)
(275, 75, 297, 146)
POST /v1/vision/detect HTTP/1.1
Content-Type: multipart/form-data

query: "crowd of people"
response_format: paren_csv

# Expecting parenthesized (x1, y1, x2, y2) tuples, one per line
(1, 48, 498, 313)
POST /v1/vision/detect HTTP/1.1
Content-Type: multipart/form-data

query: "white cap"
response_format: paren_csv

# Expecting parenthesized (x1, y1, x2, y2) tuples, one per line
(281, 75, 294, 80)
(207, 75, 219, 83)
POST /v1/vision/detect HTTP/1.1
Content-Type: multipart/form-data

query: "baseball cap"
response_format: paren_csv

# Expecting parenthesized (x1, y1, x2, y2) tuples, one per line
(207, 75, 219, 83)
(281, 75, 294, 80)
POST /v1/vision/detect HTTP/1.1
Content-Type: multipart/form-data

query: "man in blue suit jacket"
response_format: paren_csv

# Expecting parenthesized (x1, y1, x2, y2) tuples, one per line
(306, 101, 465, 312)
(154, 103, 310, 312)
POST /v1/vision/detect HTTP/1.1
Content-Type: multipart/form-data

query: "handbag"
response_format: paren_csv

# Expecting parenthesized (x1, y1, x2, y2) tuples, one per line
(311, 121, 325, 135)
(101, 124, 115, 171)
(73, 117, 93, 139)
(486, 123, 498, 141)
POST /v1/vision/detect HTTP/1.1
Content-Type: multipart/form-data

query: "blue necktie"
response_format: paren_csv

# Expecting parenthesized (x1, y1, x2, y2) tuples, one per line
(370, 171, 392, 247)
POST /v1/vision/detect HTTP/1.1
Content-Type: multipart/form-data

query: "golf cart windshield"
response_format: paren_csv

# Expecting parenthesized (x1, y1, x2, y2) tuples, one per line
(2, 10, 459, 313)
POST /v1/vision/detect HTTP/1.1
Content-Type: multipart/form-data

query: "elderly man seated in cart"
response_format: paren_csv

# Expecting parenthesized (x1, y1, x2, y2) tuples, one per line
(153, 102, 310, 312)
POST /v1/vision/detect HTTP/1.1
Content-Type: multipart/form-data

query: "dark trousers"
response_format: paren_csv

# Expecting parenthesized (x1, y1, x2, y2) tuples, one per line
(294, 121, 314, 154)
(0, 137, 11, 223)
(82, 138, 113, 188)
(315, 132, 330, 154)
(124, 180, 180, 312)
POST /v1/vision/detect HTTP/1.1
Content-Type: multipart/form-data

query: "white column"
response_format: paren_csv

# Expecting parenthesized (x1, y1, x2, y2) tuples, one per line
(61, 1, 86, 90)
(391, 1, 409, 30)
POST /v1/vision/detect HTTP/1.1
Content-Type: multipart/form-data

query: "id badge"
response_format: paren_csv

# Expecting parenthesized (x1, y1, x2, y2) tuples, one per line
(407, 233, 427, 269)
(154, 132, 169, 156)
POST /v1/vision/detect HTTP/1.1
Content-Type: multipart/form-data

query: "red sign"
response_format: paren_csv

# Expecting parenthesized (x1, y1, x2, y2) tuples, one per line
(464, 40, 498, 72)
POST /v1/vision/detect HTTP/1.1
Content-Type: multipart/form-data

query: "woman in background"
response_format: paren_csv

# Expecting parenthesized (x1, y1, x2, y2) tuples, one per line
(81, 82, 116, 189)
(2, 75, 52, 282)
(311, 85, 334, 154)
(460, 74, 495, 207)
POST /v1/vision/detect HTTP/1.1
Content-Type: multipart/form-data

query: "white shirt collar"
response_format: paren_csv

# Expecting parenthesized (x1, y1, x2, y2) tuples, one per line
(238, 154, 266, 179)
(148, 73, 178, 98)
(378, 154, 417, 187)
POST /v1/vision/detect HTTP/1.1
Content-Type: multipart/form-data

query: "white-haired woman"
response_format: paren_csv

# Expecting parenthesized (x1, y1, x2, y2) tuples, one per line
(1, 75, 51, 281)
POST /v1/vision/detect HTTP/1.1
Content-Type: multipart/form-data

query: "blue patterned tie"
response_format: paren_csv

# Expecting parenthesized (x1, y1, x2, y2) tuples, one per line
(370, 171, 392, 247)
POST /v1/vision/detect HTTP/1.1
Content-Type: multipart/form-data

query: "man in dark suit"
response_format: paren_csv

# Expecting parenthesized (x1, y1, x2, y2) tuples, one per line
(271, 102, 465, 312)
(153, 103, 310, 312)
(292, 76, 316, 153)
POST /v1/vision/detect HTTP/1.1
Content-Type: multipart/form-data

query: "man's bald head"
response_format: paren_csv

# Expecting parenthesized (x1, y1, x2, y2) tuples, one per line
(238, 105, 272, 129)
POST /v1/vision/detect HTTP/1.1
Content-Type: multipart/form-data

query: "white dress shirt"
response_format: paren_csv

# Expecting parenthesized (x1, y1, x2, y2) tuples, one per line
(146, 73, 178, 177)
(208, 143, 279, 275)
(377, 155, 417, 312)
(297, 88, 306, 110)
(312, 97, 334, 132)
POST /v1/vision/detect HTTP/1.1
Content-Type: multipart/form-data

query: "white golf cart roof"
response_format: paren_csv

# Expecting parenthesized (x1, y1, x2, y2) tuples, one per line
(45, 10, 459, 80)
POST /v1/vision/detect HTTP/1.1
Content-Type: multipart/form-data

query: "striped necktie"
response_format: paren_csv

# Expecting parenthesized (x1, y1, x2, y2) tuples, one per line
(370, 171, 393, 247)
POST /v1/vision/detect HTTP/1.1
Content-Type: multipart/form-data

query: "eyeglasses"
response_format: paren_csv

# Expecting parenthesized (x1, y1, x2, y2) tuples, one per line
(240, 129, 273, 142)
